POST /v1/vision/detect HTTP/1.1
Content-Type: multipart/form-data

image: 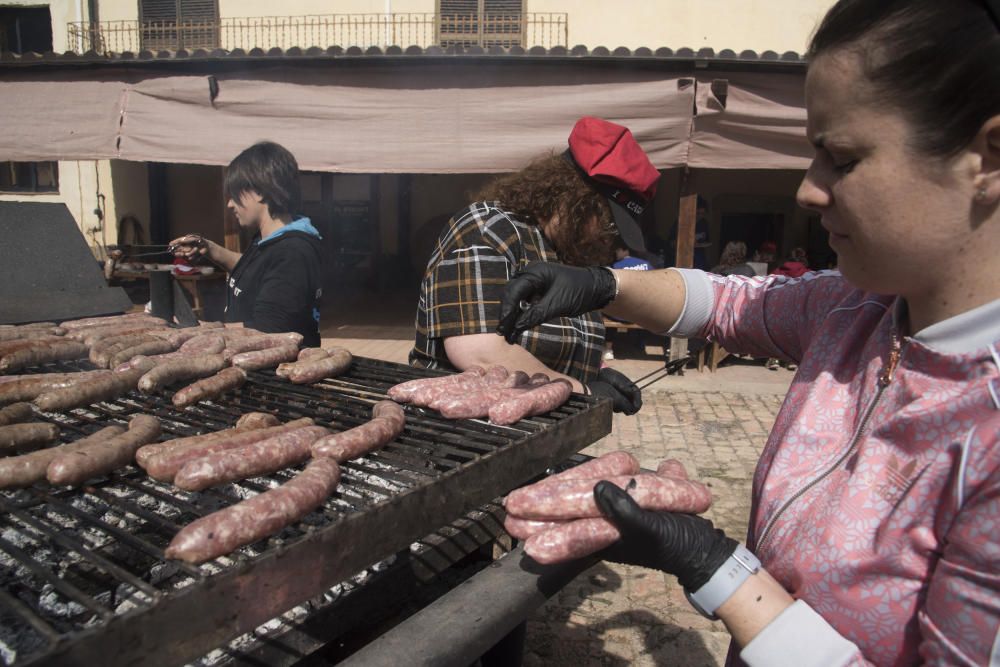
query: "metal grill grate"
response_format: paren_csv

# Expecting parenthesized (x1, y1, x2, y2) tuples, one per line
(0, 356, 610, 666)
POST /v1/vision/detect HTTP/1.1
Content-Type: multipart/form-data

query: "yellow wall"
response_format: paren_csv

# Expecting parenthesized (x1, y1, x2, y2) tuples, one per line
(90, 0, 834, 52)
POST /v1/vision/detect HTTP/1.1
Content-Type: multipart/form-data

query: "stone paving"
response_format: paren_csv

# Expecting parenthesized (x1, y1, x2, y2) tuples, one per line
(321, 324, 793, 666)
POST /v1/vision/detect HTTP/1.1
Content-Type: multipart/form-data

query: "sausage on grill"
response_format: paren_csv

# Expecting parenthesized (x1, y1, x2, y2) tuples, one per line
(33, 360, 155, 412)
(0, 371, 112, 405)
(234, 412, 281, 430)
(0, 422, 60, 452)
(0, 402, 33, 427)
(503, 473, 713, 520)
(60, 313, 161, 330)
(173, 425, 330, 491)
(0, 327, 65, 342)
(165, 457, 341, 564)
(0, 425, 125, 489)
(171, 367, 247, 409)
(286, 347, 353, 384)
(311, 401, 405, 462)
(179, 334, 227, 355)
(46, 414, 161, 487)
(386, 366, 486, 403)
(141, 417, 314, 482)
(230, 345, 300, 372)
(138, 354, 226, 393)
(488, 380, 573, 425)
(0, 340, 89, 373)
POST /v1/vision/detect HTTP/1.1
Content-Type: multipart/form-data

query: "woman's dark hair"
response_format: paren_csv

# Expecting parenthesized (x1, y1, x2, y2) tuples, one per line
(474, 153, 616, 266)
(224, 141, 301, 217)
(809, 0, 1000, 158)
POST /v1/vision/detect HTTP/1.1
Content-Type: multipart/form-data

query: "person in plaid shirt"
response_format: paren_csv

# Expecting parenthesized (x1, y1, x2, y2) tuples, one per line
(410, 117, 660, 414)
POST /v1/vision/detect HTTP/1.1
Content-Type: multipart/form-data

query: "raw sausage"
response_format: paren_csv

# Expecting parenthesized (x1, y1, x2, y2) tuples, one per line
(656, 459, 689, 480)
(90, 334, 157, 367)
(108, 339, 178, 369)
(59, 313, 161, 330)
(230, 345, 299, 372)
(141, 417, 314, 482)
(524, 518, 620, 565)
(0, 423, 60, 451)
(165, 457, 340, 564)
(544, 451, 640, 484)
(311, 401, 405, 462)
(46, 414, 161, 487)
(138, 354, 226, 393)
(503, 516, 566, 540)
(171, 367, 247, 409)
(234, 412, 280, 430)
(0, 327, 65, 342)
(386, 366, 486, 403)
(286, 348, 352, 384)
(488, 380, 572, 425)
(33, 360, 155, 412)
(0, 340, 89, 373)
(435, 387, 531, 420)
(0, 402, 33, 427)
(503, 473, 713, 520)
(0, 425, 124, 489)
(173, 425, 330, 491)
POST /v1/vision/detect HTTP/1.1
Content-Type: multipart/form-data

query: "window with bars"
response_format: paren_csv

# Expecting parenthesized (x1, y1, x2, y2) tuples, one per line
(0, 162, 59, 193)
(438, 0, 525, 48)
(139, 0, 219, 51)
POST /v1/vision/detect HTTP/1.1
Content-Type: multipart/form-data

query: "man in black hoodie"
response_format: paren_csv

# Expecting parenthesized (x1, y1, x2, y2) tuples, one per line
(170, 142, 324, 346)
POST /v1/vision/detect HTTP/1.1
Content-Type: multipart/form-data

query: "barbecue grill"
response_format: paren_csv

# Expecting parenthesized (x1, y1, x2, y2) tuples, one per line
(0, 356, 612, 666)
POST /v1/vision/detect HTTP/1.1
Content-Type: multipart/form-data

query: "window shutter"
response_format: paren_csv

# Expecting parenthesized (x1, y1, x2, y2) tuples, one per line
(140, 0, 218, 51)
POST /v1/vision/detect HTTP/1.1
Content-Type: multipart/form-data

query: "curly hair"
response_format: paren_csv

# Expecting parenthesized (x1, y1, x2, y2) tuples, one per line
(717, 241, 748, 269)
(473, 153, 618, 266)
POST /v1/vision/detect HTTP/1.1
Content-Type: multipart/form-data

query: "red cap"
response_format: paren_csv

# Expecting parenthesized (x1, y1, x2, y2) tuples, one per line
(566, 117, 660, 252)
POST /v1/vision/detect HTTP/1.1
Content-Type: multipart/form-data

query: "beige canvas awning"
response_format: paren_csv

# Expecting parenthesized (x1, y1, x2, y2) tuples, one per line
(0, 63, 809, 172)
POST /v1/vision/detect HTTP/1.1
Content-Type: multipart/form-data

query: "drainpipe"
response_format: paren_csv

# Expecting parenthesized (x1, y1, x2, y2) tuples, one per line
(77, 0, 86, 52)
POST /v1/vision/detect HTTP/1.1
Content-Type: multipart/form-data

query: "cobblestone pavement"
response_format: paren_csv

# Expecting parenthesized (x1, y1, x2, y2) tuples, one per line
(521, 390, 786, 667)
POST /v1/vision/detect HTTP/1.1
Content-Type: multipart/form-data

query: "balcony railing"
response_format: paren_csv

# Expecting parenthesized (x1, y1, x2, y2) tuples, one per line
(65, 13, 568, 54)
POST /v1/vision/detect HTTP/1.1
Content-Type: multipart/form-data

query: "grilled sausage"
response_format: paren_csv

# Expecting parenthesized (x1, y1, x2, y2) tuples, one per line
(230, 345, 299, 372)
(656, 459, 689, 480)
(46, 414, 161, 487)
(234, 412, 281, 430)
(0, 371, 113, 405)
(503, 516, 566, 540)
(141, 417, 314, 481)
(171, 367, 247, 409)
(0, 327, 65, 342)
(0, 402, 33, 427)
(0, 425, 125, 489)
(503, 473, 713, 520)
(0, 337, 67, 357)
(138, 354, 226, 394)
(488, 380, 573, 425)
(286, 348, 353, 384)
(386, 366, 486, 403)
(297, 347, 331, 362)
(33, 360, 154, 413)
(178, 334, 227, 355)
(311, 401, 405, 462)
(173, 425, 330, 491)
(0, 423, 60, 452)
(524, 518, 620, 565)
(90, 333, 157, 367)
(221, 334, 302, 361)
(0, 340, 89, 373)
(76, 324, 166, 347)
(165, 457, 341, 564)
(59, 313, 161, 330)
(108, 339, 178, 369)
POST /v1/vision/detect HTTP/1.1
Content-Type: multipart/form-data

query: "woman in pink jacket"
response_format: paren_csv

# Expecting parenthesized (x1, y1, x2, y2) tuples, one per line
(497, 0, 1000, 664)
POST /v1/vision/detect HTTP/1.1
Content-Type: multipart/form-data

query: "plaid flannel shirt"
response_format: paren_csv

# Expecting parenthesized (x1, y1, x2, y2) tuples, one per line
(410, 202, 605, 383)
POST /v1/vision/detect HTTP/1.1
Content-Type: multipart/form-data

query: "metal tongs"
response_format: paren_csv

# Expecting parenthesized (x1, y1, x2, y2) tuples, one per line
(165, 234, 207, 255)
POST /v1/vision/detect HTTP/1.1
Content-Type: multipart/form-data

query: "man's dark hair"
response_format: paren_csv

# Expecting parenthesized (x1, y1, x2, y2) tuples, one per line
(224, 141, 302, 218)
(809, 0, 1000, 158)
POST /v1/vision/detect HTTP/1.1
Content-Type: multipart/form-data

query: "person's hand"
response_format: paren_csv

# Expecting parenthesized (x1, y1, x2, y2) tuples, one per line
(497, 262, 617, 343)
(168, 234, 208, 262)
(594, 480, 737, 592)
(587, 367, 642, 414)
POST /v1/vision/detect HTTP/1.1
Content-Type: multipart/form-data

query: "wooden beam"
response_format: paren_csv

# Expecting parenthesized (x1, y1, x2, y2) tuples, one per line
(674, 192, 698, 269)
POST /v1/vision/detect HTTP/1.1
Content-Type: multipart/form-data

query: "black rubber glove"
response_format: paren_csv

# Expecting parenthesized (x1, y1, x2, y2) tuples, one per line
(497, 262, 617, 344)
(586, 367, 642, 415)
(594, 480, 738, 592)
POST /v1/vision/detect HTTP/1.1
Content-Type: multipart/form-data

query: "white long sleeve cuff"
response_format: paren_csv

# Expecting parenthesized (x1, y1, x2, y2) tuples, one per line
(665, 268, 714, 337)
(740, 600, 860, 667)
